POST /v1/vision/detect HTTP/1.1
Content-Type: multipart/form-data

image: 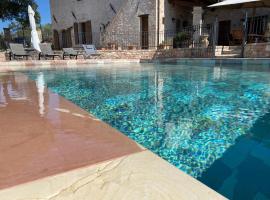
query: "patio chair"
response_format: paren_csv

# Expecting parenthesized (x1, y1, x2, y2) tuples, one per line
(63, 48, 78, 60)
(9, 43, 30, 60)
(82, 45, 101, 58)
(39, 43, 61, 60)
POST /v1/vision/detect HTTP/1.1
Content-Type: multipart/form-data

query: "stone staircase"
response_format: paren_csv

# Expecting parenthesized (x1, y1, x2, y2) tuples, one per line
(215, 46, 242, 58)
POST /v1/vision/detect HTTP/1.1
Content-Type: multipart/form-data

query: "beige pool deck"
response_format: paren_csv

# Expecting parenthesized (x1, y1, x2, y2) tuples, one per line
(0, 70, 226, 199)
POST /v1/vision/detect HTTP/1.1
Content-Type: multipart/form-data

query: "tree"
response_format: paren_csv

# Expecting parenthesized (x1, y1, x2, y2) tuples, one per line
(41, 23, 52, 42)
(0, 0, 40, 29)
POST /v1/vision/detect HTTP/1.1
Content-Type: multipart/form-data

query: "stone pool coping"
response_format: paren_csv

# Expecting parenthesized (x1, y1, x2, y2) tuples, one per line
(0, 57, 269, 72)
(0, 59, 140, 70)
(151, 58, 270, 66)
(0, 70, 226, 199)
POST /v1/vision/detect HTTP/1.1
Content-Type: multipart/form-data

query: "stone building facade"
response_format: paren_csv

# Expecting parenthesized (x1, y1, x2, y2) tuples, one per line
(50, 0, 125, 49)
(50, 0, 209, 49)
(50, 0, 270, 50)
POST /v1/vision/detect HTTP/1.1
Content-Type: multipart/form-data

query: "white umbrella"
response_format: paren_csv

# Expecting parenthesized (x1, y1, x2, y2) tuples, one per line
(208, 0, 270, 8)
(28, 5, 41, 52)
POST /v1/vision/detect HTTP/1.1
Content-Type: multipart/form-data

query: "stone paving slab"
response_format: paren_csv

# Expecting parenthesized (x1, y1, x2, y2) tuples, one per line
(0, 59, 141, 70)
(0, 73, 142, 190)
(0, 151, 226, 200)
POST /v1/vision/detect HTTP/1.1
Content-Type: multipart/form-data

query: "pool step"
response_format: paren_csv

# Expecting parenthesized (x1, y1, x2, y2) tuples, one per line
(215, 46, 241, 58)
(216, 54, 241, 58)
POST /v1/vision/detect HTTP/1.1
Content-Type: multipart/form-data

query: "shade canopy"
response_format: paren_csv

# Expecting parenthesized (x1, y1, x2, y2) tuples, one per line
(28, 5, 41, 52)
(208, 0, 270, 8)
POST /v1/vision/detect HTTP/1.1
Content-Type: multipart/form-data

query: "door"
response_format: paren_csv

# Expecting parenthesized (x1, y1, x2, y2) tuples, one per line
(81, 21, 92, 44)
(140, 15, 149, 49)
(85, 21, 93, 44)
(218, 20, 231, 45)
(74, 23, 79, 45)
(61, 30, 66, 48)
(66, 27, 72, 47)
(81, 22, 86, 44)
(53, 30, 60, 50)
(62, 28, 72, 48)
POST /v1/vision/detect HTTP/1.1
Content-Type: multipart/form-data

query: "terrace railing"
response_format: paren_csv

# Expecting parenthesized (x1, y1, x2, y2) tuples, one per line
(100, 24, 215, 57)
(246, 15, 269, 43)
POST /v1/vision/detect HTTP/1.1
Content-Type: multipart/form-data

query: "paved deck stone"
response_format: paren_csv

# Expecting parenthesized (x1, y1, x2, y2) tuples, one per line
(0, 151, 226, 200)
(0, 73, 142, 190)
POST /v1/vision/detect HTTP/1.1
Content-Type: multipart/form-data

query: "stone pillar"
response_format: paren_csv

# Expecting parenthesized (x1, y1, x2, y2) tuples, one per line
(192, 7, 203, 26)
(264, 19, 270, 42)
(192, 7, 203, 46)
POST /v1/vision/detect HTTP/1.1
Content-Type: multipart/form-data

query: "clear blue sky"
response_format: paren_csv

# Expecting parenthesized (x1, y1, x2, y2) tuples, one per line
(0, 0, 51, 31)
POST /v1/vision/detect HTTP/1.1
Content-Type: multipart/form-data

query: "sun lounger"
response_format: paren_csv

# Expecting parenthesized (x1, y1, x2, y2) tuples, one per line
(9, 43, 30, 60)
(39, 43, 61, 60)
(63, 48, 78, 60)
(82, 45, 101, 58)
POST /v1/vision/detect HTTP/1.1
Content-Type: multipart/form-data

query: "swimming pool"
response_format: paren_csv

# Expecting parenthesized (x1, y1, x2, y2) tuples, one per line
(26, 62, 270, 199)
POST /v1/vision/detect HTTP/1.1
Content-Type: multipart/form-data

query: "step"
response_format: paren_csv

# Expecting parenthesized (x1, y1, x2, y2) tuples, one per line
(221, 49, 241, 55)
(215, 45, 241, 49)
(215, 46, 241, 57)
(215, 53, 241, 58)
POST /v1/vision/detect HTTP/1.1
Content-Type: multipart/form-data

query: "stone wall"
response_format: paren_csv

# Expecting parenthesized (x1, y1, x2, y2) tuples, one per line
(2, 44, 269, 62)
(97, 48, 213, 59)
(50, 0, 125, 47)
(102, 0, 157, 48)
(244, 42, 270, 58)
(51, 0, 160, 48)
(0, 48, 213, 62)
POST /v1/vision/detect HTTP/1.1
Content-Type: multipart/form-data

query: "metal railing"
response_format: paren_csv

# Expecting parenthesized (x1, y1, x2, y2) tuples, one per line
(246, 15, 269, 43)
(100, 24, 215, 50)
(59, 24, 215, 57)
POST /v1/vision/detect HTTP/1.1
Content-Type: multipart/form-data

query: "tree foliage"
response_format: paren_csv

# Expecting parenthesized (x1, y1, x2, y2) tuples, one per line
(42, 23, 52, 38)
(0, 0, 40, 28)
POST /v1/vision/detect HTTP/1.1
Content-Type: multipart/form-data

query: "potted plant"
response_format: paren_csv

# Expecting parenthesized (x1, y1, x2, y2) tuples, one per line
(158, 41, 166, 49)
(200, 34, 210, 48)
(173, 32, 189, 48)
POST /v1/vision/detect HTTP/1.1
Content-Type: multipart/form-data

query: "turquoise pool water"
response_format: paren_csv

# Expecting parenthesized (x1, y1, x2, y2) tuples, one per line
(26, 62, 270, 199)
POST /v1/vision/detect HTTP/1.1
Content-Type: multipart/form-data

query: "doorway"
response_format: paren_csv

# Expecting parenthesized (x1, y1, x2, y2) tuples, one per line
(74, 23, 79, 45)
(62, 28, 72, 48)
(218, 20, 231, 45)
(53, 30, 60, 50)
(81, 21, 92, 44)
(140, 15, 149, 49)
